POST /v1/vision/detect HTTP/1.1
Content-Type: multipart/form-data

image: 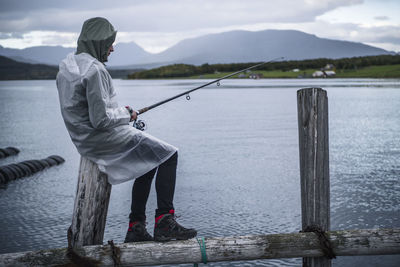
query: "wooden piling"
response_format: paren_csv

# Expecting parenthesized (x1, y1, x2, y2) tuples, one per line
(297, 88, 330, 267)
(69, 157, 112, 247)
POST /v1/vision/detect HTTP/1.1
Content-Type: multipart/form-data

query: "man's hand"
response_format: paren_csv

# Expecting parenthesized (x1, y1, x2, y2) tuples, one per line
(125, 106, 138, 122)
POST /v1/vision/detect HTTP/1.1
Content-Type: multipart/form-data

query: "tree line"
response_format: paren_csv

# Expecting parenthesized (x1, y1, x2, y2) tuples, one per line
(128, 54, 400, 79)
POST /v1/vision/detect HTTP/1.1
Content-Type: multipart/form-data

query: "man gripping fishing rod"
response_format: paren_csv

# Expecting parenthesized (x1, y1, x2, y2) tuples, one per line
(57, 17, 281, 244)
(56, 17, 197, 242)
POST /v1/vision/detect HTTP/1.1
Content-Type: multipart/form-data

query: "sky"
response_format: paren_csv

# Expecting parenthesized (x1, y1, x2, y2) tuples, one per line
(0, 0, 399, 53)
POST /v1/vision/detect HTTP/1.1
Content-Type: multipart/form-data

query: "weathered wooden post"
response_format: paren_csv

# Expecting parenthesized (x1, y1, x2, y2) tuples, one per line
(297, 88, 331, 267)
(69, 157, 112, 247)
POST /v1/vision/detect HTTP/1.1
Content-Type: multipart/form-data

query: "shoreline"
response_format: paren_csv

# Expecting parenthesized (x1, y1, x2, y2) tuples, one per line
(128, 64, 400, 80)
(1, 76, 400, 81)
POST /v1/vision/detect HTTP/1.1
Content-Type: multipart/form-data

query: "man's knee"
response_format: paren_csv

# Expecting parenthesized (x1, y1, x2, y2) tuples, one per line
(163, 152, 178, 167)
(171, 151, 178, 162)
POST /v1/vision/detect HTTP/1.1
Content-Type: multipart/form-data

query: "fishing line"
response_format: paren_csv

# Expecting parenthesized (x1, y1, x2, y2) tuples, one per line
(132, 57, 284, 130)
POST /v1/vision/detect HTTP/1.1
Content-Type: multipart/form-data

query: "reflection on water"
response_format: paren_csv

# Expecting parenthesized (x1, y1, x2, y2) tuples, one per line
(0, 79, 399, 266)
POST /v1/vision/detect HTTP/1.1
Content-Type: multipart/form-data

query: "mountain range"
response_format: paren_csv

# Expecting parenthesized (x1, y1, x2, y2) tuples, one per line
(0, 29, 393, 68)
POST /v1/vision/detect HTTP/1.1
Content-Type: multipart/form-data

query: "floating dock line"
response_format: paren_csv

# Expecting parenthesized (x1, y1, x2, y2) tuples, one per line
(0, 147, 20, 159)
(0, 155, 65, 185)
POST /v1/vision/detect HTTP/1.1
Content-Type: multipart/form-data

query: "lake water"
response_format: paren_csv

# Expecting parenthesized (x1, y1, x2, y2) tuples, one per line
(0, 78, 399, 266)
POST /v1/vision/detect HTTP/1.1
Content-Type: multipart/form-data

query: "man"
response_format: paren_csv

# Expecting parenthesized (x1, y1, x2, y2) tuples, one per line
(56, 17, 197, 242)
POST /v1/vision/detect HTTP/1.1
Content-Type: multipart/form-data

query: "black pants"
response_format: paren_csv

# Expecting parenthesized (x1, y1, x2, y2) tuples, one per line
(129, 152, 177, 222)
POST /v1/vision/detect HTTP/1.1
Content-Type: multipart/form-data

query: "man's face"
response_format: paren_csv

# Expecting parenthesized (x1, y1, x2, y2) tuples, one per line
(108, 45, 114, 56)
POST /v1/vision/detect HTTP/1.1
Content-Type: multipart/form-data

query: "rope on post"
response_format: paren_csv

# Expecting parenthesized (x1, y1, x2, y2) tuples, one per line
(108, 240, 121, 266)
(301, 225, 336, 259)
(65, 226, 101, 267)
(194, 237, 208, 266)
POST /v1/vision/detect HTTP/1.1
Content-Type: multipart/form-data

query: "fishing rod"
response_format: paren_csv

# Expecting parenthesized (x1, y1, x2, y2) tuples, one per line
(133, 56, 284, 130)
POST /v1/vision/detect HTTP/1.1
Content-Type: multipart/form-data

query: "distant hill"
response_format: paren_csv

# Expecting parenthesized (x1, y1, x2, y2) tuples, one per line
(0, 45, 75, 66)
(0, 42, 153, 68)
(0, 55, 58, 80)
(107, 42, 152, 67)
(153, 30, 392, 65)
(0, 29, 393, 68)
(0, 55, 140, 80)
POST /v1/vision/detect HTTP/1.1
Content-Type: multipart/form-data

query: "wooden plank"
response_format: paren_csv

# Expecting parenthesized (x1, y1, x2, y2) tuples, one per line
(70, 157, 112, 247)
(297, 88, 330, 267)
(0, 229, 399, 266)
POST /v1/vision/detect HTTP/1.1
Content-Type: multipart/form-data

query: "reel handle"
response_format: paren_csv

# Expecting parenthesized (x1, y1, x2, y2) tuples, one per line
(129, 109, 146, 131)
(133, 119, 147, 131)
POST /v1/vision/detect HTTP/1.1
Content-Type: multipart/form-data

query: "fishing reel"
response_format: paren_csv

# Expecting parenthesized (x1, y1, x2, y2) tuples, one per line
(133, 119, 147, 131)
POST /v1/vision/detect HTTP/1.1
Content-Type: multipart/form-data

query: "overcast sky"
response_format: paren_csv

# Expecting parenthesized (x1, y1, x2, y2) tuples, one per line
(0, 0, 399, 53)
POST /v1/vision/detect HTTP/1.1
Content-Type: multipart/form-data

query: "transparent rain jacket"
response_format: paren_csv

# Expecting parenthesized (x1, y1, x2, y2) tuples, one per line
(56, 52, 177, 184)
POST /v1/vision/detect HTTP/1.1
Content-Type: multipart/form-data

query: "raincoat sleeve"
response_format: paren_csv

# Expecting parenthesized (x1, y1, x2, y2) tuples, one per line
(84, 64, 131, 129)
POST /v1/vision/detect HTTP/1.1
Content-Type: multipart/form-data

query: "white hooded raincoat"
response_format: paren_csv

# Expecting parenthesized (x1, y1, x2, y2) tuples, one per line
(56, 18, 177, 185)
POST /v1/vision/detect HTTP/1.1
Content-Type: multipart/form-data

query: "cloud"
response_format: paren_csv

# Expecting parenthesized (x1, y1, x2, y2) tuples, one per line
(0, 32, 23, 39)
(1, 0, 399, 52)
(354, 25, 400, 45)
(0, 31, 78, 48)
(36, 31, 79, 47)
(275, 19, 400, 51)
(0, 0, 362, 32)
(374, 16, 389, 21)
(315, 21, 400, 45)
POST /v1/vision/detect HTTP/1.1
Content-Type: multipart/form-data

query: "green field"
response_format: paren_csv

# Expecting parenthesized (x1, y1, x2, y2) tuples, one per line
(188, 69, 315, 79)
(187, 64, 400, 79)
(335, 64, 400, 78)
(128, 55, 400, 80)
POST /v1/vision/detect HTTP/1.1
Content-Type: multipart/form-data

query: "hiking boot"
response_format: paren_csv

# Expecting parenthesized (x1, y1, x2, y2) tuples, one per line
(154, 211, 197, 241)
(124, 221, 153, 242)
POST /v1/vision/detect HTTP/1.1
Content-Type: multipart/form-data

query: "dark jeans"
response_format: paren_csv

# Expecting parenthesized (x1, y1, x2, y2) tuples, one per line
(129, 152, 177, 222)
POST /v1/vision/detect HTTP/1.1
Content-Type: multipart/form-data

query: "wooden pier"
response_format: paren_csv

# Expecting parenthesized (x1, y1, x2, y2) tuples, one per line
(0, 87, 399, 266)
(0, 229, 399, 266)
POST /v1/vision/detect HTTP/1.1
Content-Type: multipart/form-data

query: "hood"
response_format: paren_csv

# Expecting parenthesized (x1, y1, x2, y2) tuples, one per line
(59, 53, 96, 82)
(76, 17, 117, 63)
